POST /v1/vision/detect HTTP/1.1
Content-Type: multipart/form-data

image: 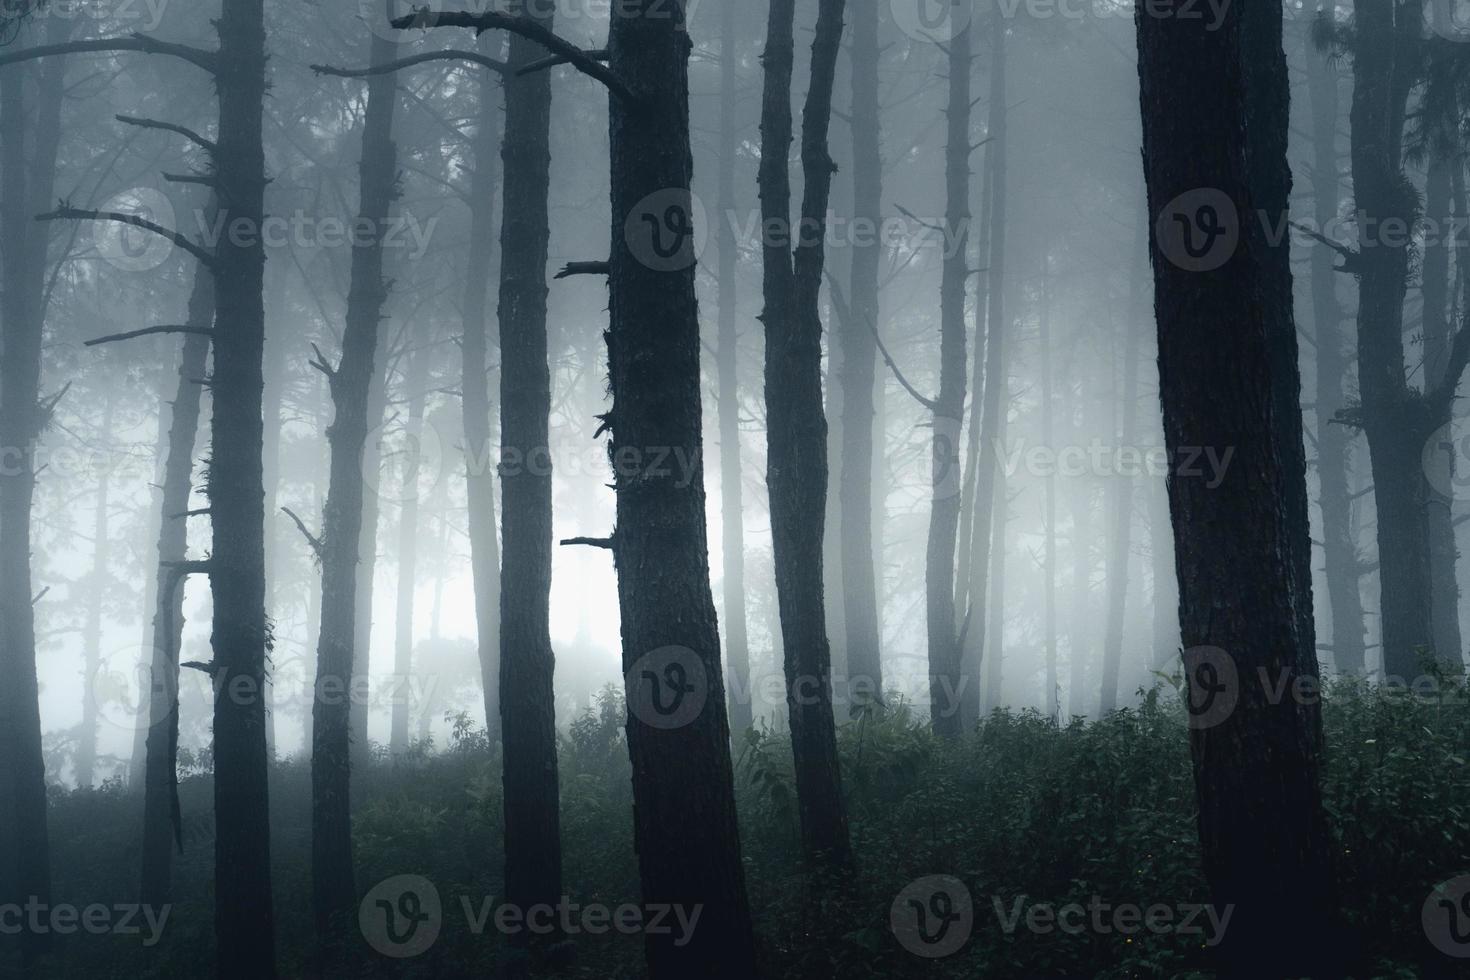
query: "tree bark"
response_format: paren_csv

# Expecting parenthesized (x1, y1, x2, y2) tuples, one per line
(497, 0, 562, 934)
(140, 262, 214, 909)
(309, 30, 398, 955)
(77, 391, 117, 790)
(0, 15, 67, 959)
(759, 0, 853, 866)
(389, 347, 429, 756)
(925, 14, 972, 737)
(209, 0, 277, 972)
(1137, 0, 1338, 967)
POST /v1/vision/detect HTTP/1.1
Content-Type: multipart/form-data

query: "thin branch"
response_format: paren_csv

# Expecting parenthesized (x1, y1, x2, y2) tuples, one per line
(517, 46, 608, 76)
(36, 204, 215, 268)
(555, 260, 610, 279)
(308, 342, 338, 384)
(1289, 220, 1361, 273)
(311, 49, 508, 79)
(871, 323, 939, 412)
(560, 535, 614, 550)
(116, 114, 216, 155)
(162, 172, 216, 188)
(391, 9, 636, 102)
(282, 507, 324, 559)
(0, 34, 218, 74)
(31, 587, 49, 606)
(84, 324, 214, 348)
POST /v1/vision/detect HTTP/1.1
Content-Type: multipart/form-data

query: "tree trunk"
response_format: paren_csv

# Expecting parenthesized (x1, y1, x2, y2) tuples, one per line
(1039, 261, 1058, 720)
(0, 15, 67, 959)
(1098, 236, 1145, 714)
(842, 0, 883, 705)
(1304, 8, 1365, 675)
(497, 0, 563, 934)
(310, 30, 398, 954)
(1067, 477, 1095, 715)
(209, 0, 276, 972)
(925, 14, 972, 737)
(1137, 0, 1338, 967)
(718, 0, 752, 734)
(140, 261, 214, 909)
(389, 347, 429, 757)
(961, 13, 1008, 729)
(1348, 0, 1441, 679)
(759, 0, 852, 866)
(463, 47, 503, 745)
(608, 3, 757, 971)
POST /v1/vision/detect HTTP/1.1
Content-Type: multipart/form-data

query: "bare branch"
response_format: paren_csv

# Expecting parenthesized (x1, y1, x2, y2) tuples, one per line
(162, 172, 216, 188)
(85, 324, 214, 348)
(31, 587, 49, 606)
(37, 204, 215, 268)
(282, 507, 324, 560)
(555, 260, 610, 279)
(560, 535, 614, 550)
(871, 323, 939, 412)
(391, 9, 636, 102)
(1289, 220, 1361, 273)
(0, 34, 218, 74)
(308, 342, 338, 384)
(517, 46, 608, 76)
(116, 114, 216, 155)
(311, 49, 508, 78)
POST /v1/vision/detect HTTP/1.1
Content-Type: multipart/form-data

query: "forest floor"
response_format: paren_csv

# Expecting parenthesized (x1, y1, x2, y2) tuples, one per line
(12, 676, 1470, 978)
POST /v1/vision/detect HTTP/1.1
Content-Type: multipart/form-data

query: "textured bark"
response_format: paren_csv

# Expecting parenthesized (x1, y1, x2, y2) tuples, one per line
(718, 0, 752, 734)
(1098, 238, 1145, 715)
(209, 0, 276, 972)
(0, 21, 66, 951)
(759, 0, 852, 866)
(497, 0, 562, 931)
(462, 49, 504, 745)
(841, 0, 883, 703)
(925, 17, 972, 737)
(607, 3, 757, 971)
(1304, 16, 1365, 674)
(76, 392, 117, 790)
(961, 14, 1008, 728)
(1137, 0, 1338, 969)
(140, 265, 214, 909)
(310, 30, 398, 953)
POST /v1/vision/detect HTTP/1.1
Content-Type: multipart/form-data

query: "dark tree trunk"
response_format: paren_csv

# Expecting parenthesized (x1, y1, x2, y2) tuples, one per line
(77, 391, 118, 790)
(310, 30, 398, 954)
(842, 0, 883, 704)
(758, 0, 852, 866)
(1348, 0, 1447, 679)
(1098, 238, 1145, 714)
(497, 0, 563, 932)
(961, 14, 1008, 729)
(956, 150, 993, 664)
(389, 347, 429, 756)
(463, 49, 503, 746)
(209, 0, 276, 972)
(1423, 151, 1463, 666)
(926, 15, 972, 737)
(0, 23, 64, 950)
(261, 265, 288, 760)
(350, 365, 386, 771)
(1304, 13, 1365, 673)
(718, 0, 753, 735)
(1137, 0, 1338, 969)
(140, 266, 214, 910)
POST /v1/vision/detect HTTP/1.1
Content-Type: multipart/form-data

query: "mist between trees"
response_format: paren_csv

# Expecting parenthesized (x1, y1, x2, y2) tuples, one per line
(0, 0, 1468, 977)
